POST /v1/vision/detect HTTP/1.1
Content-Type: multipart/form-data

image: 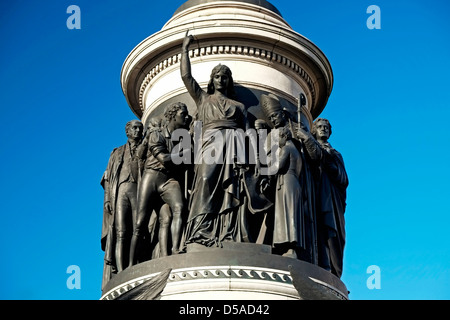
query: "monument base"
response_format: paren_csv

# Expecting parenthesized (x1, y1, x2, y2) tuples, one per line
(100, 243, 348, 300)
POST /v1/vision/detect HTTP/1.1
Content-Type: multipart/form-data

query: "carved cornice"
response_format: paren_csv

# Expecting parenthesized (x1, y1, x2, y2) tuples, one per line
(101, 272, 160, 300)
(138, 45, 316, 113)
(101, 265, 295, 300)
(101, 264, 348, 300)
(168, 265, 293, 283)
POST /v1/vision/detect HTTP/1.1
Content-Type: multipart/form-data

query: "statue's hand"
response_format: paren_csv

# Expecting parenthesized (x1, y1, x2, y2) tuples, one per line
(183, 30, 194, 51)
(104, 202, 112, 215)
(296, 126, 309, 141)
(254, 119, 268, 130)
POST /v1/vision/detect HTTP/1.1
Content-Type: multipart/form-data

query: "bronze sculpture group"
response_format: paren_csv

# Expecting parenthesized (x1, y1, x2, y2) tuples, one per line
(101, 33, 348, 289)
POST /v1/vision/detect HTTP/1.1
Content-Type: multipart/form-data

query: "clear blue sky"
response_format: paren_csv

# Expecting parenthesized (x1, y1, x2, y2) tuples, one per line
(0, 0, 449, 300)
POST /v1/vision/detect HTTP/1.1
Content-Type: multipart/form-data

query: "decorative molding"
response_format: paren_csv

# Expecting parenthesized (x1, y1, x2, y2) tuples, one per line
(100, 272, 160, 300)
(168, 265, 293, 284)
(138, 45, 316, 113)
(166, 1, 290, 30)
(101, 265, 294, 300)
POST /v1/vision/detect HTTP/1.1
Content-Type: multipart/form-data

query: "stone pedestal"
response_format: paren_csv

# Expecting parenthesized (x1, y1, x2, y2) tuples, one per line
(100, 243, 348, 300)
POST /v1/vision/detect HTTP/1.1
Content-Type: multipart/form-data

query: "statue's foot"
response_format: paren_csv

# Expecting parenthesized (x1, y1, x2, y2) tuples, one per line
(282, 249, 297, 259)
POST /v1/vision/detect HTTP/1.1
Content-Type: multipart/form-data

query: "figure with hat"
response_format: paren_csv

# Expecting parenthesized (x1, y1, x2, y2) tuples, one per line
(258, 94, 317, 262)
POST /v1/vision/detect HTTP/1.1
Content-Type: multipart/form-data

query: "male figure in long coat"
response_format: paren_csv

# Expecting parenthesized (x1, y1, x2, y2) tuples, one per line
(297, 118, 348, 278)
(100, 120, 143, 289)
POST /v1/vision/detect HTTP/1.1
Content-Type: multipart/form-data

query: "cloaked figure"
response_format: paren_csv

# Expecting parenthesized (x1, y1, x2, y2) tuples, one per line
(181, 32, 250, 247)
(297, 118, 348, 278)
(100, 120, 143, 287)
(271, 126, 305, 258)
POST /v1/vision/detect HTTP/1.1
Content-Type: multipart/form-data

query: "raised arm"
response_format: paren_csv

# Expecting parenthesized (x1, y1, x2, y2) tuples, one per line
(181, 31, 203, 103)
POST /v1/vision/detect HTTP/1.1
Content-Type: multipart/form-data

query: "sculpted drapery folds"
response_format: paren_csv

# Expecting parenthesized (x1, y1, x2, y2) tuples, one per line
(101, 35, 348, 283)
(258, 94, 316, 262)
(297, 118, 348, 278)
(100, 120, 143, 288)
(272, 127, 304, 258)
(181, 32, 250, 247)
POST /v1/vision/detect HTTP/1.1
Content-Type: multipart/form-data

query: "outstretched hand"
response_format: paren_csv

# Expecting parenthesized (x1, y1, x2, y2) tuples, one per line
(183, 30, 194, 50)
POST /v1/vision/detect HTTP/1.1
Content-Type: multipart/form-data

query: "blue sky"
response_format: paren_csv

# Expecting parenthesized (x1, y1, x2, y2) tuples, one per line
(0, 0, 449, 300)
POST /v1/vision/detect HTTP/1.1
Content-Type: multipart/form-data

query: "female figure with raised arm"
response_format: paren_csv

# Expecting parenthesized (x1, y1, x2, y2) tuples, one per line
(181, 31, 249, 247)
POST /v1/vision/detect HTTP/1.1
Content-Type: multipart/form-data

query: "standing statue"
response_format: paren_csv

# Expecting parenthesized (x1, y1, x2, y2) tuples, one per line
(271, 126, 304, 258)
(129, 103, 191, 265)
(100, 120, 143, 287)
(297, 118, 348, 278)
(181, 31, 249, 247)
(258, 94, 309, 258)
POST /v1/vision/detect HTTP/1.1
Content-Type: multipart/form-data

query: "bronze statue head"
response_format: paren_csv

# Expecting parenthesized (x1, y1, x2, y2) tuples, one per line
(207, 64, 235, 97)
(311, 118, 332, 140)
(125, 120, 143, 140)
(278, 126, 292, 147)
(260, 94, 288, 128)
(164, 102, 190, 129)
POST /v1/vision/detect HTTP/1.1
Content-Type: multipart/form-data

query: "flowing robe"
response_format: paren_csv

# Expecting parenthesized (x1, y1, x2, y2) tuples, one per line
(272, 140, 305, 247)
(262, 123, 317, 261)
(182, 71, 247, 246)
(100, 145, 125, 289)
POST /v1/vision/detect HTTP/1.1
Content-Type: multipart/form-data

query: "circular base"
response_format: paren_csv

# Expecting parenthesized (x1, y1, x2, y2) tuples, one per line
(100, 243, 348, 300)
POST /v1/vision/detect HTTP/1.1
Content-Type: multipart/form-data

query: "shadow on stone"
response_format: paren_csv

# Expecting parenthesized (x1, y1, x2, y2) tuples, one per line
(116, 268, 172, 300)
(288, 265, 345, 300)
